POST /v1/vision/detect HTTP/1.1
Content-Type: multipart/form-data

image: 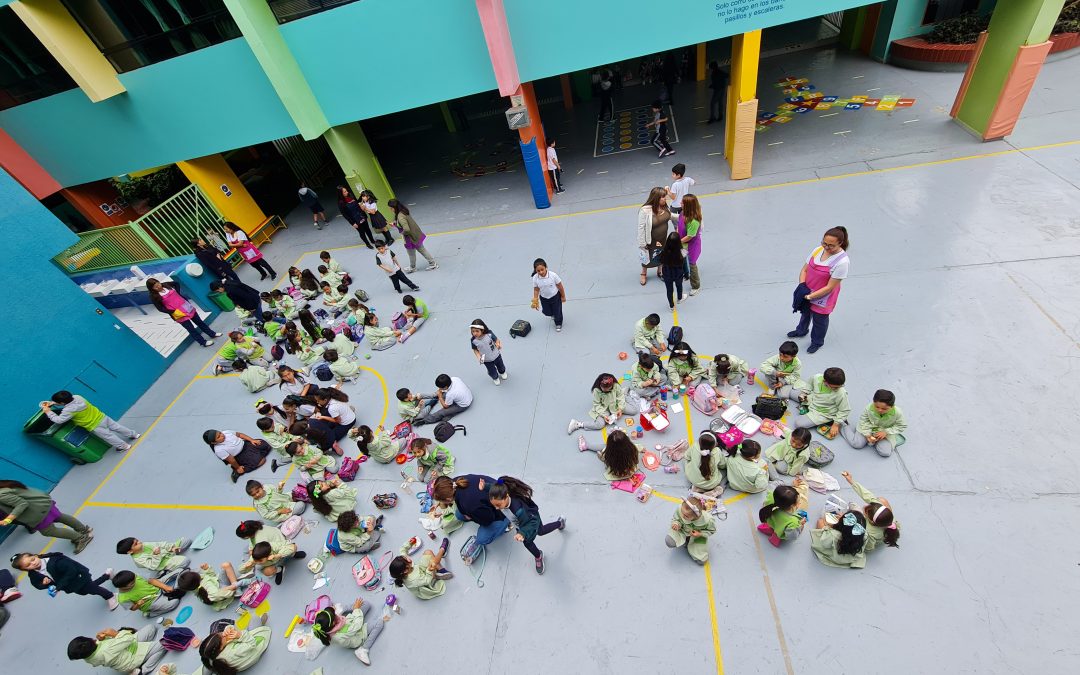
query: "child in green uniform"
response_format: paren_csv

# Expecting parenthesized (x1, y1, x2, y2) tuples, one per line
(428, 477, 465, 535)
(363, 314, 400, 350)
(320, 251, 347, 279)
(233, 360, 278, 393)
(236, 520, 306, 584)
(629, 352, 668, 399)
(335, 510, 383, 553)
(308, 478, 358, 522)
(312, 598, 391, 665)
(319, 263, 345, 289)
(255, 417, 296, 458)
(765, 427, 812, 477)
(215, 332, 267, 375)
(67, 625, 166, 675)
(409, 437, 455, 480)
(685, 431, 724, 494)
(670, 342, 709, 386)
(577, 429, 640, 481)
(347, 298, 369, 327)
(395, 388, 436, 422)
(666, 495, 716, 564)
(281, 440, 337, 479)
(757, 479, 809, 547)
(842, 389, 907, 457)
(111, 570, 182, 618)
(400, 294, 429, 340)
(631, 313, 667, 356)
(288, 334, 325, 368)
(321, 283, 349, 318)
(245, 479, 307, 523)
(723, 440, 775, 493)
(354, 425, 403, 463)
(388, 539, 452, 600)
(841, 471, 900, 551)
(759, 341, 803, 398)
(176, 561, 252, 611)
(810, 509, 868, 569)
(270, 289, 300, 320)
(114, 537, 191, 577)
(323, 348, 362, 383)
(791, 367, 850, 439)
(324, 327, 357, 357)
(199, 625, 272, 674)
(567, 373, 635, 433)
(707, 353, 749, 389)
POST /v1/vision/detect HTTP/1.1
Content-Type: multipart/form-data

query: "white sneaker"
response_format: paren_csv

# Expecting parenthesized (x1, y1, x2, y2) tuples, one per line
(492, 378, 501, 386)
(131, 433, 141, 441)
(355, 647, 371, 665)
(689, 288, 700, 296)
(426, 263, 439, 271)
(107, 596, 119, 611)
(567, 419, 583, 434)
(500, 372, 508, 380)
(104, 568, 114, 578)
(403, 267, 416, 274)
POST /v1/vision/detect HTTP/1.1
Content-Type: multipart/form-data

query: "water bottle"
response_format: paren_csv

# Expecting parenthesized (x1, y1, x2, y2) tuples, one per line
(747, 368, 757, 386)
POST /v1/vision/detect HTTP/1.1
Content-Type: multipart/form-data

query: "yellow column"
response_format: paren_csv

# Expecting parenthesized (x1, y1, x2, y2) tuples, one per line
(724, 30, 761, 180)
(177, 155, 267, 234)
(11, 0, 125, 102)
(696, 43, 707, 81)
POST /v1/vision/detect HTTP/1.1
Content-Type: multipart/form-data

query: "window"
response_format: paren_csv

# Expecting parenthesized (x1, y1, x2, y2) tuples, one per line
(0, 8, 78, 111)
(267, 0, 362, 25)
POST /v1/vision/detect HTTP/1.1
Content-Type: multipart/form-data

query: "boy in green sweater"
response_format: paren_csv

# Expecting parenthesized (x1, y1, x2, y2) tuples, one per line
(67, 625, 166, 674)
(114, 537, 191, 577)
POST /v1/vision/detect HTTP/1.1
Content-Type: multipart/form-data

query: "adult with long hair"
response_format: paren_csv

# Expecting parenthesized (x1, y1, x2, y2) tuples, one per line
(310, 388, 356, 451)
(530, 258, 566, 332)
(1, 480, 94, 552)
(191, 237, 240, 282)
(338, 185, 376, 248)
(678, 193, 703, 296)
(223, 222, 276, 281)
(387, 199, 438, 272)
(145, 278, 218, 347)
(789, 226, 850, 354)
(199, 623, 272, 675)
(202, 429, 271, 483)
(636, 187, 671, 285)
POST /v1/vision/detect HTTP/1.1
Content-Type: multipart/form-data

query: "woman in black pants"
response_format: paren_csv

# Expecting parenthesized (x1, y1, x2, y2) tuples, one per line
(10, 551, 118, 610)
(486, 477, 565, 575)
(337, 186, 376, 249)
(191, 238, 240, 282)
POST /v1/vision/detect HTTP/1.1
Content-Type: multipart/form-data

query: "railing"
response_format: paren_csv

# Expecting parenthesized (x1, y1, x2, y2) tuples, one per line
(52, 225, 168, 273)
(272, 134, 337, 186)
(267, 0, 361, 24)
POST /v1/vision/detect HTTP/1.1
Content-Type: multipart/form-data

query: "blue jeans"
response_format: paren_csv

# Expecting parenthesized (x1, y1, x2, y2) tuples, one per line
(794, 309, 830, 348)
(457, 509, 509, 547)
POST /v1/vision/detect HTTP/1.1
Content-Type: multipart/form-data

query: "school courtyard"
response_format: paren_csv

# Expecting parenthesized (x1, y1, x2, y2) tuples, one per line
(3, 50, 1079, 674)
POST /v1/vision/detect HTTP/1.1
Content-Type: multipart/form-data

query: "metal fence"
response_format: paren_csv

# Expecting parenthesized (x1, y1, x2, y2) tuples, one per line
(52, 225, 168, 272)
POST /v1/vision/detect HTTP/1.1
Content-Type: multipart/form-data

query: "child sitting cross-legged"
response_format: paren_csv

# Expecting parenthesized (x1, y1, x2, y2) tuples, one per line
(175, 561, 253, 611)
(275, 439, 336, 479)
(334, 510, 383, 554)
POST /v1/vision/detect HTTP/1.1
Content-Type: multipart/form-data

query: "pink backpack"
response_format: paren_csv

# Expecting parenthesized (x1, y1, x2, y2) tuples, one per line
(291, 484, 311, 503)
(391, 312, 407, 330)
(338, 456, 359, 482)
(303, 594, 332, 624)
(239, 580, 270, 608)
(279, 515, 303, 539)
(691, 382, 720, 416)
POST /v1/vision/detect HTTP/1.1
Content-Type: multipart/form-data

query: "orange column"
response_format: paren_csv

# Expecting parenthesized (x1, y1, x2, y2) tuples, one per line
(515, 81, 552, 197)
(61, 181, 131, 229)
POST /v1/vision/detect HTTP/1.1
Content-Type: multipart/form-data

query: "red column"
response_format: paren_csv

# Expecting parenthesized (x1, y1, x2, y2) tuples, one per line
(61, 181, 131, 229)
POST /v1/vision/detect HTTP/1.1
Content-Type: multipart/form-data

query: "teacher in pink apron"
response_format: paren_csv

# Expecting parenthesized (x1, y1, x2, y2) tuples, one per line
(146, 278, 220, 347)
(223, 222, 277, 281)
(788, 226, 849, 354)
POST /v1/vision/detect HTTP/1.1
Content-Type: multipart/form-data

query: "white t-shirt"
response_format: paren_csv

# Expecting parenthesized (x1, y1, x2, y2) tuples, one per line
(327, 400, 356, 426)
(532, 270, 563, 299)
(226, 230, 249, 247)
(669, 177, 695, 208)
(375, 250, 398, 275)
(443, 377, 473, 408)
(214, 431, 245, 461)
(546, 147, 558, 171)
(807, 247, 850, 279)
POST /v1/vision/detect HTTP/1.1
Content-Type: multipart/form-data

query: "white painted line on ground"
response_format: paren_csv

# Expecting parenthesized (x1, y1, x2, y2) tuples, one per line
(407, 203, 416, 206)
(498, 187, 510, 191)
(903, 119, 920, 124)
(702, 134, 714, 139)
(866, 88, 881, 92)
(597, 170, 609, 174)
(834, 130, 852, 135)
(651, 161, 663, 165)
(820, 112, 840, 118)
(767, 141, 784, 146)
(419, 185, 429, 189)
(577, 169, 584, 175)
(707, 152, 723, 156)
(853, 75, 865, 79)
(458, 178, 470, 182)
(449, 195, 462, 199)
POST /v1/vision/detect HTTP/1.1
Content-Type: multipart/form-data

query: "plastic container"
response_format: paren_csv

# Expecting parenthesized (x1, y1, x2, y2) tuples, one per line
(208, 291, 235, 311)
(23, 410, 110, 465)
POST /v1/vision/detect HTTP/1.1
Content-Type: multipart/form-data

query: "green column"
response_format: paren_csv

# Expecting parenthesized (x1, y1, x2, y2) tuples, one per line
(324, 122, 394, 206)
(954, 0, 1065, 136)
(838, 6, 866, 51)
(222, 0, 328, 140)
(439, 101, 457, 133)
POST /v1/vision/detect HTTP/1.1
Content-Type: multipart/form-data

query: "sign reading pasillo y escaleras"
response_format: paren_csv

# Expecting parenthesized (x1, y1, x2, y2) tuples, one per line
(716, 0, 787, 24)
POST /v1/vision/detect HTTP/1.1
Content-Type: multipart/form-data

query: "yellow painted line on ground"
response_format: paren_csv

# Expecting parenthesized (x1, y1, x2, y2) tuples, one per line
(650, 489, 682, 504)
(747, 509, 795, 675)
(703, 559, 726, 675)
(84, 502, 255, 512)
(358, 365, 391, 430)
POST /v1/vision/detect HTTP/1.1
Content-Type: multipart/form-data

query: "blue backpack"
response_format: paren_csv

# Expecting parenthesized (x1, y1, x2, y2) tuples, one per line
(313, 362, 333, 381)
(325, 529, 343, 556)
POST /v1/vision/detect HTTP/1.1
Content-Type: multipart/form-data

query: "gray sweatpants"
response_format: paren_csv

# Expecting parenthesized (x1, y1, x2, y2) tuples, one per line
(582, 404, 636, 430)
(134, 625, 167, 675)
(406, 245, 436, 269)
(38, 511, 90, 542)
(143, 592, 180, 618)
(92, 416, 138, 449)
(349, 603, 385, 650)
(419, 403, 468, 425)
(841, 423, 894, 457)
(760, 372, 794, 399)
(347, 530, 382, 554)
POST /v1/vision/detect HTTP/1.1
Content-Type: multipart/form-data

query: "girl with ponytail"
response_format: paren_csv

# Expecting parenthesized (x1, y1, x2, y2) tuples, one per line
(199, 622, 272, 675)
(842, 471, 901, 550)
(486, 476, 565, 575)
(311, 598, 391, 665)
(388, 537, 452, 600)
(685, 431, 725, 494)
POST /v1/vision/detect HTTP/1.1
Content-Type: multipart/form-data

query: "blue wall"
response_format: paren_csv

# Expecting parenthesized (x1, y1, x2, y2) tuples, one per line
(0, 169, 166, 490)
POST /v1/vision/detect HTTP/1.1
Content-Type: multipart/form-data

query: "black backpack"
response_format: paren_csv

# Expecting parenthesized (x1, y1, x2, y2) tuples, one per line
(752, 394, 787, 420)
(667, 326, 683, 350)
(510, 320, 531, 338)
(433, 423, 466, 443)
(313, 362, 333, 382)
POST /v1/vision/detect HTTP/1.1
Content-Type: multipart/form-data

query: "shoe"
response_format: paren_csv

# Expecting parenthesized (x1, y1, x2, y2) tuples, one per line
(534, 552, 545, 575)
(658, 149, 666, 158)
(500, 372, 508, 381)
(294, 550, 307, 560)
(557, 517, 566, 531)
(665, 535, 677, 548)
(492, 378, 501, 386)
(439, 537, 450, 556)
(212, 332, 223, 338)
(689, 288, 700, 296)
(214, 365, 224, 376)
(104, 567, 114, 579)
(1, 588, 22, 603)
(786, 330, 807, 338)
(107, 596, 119, 611)
(555, 325, 562, 332)
(403, 267, 416, 274)
(116, 444, 131, 452)
(411, 287, 421, 292)
(365, 244, 374, 250)
(577, 435, 588, 452)
(202, 340, 214, 347)
(274, 568, 284, 585)
(807, 344, 822, 354)
(74, 534, 93, 554)
(426, 263, 439, 271)
(757, 524, 774, 535)
(434, 569, 454, 580)
(666, 150, 677, 156)
(678, 296, 685, 303)
(230, 471, 240, 484)
(355, 647, 371, 665)
(398, 332, 410, 343)
(315, 224, 323, 230)
(768, 533, 782, 547)
(567, 419, 583, 434)
(131, 433, 142, 441)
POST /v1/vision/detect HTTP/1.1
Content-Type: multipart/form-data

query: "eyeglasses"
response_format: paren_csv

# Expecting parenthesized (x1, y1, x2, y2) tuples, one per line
(820, 241, 840, 249)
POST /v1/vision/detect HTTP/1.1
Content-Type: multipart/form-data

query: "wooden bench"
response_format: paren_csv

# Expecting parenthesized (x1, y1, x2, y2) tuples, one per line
(225, 215, 287, 268)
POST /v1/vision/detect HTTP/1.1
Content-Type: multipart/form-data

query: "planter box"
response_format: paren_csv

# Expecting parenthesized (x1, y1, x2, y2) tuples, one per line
(891, 33, 1079, 72)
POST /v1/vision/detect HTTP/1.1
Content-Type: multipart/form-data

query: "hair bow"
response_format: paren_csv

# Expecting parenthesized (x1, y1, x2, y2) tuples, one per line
(842, 512, 865, 536)
(311, 485, 323, 499)
(682, 498, 701, 516)
(699, 448, 710, 457)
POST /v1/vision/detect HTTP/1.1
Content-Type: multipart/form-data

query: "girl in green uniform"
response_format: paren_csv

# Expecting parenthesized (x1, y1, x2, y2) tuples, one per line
(354, 425, 403, 463)
(176, 561, 252, 611)
(307, 478, 358, 522)
(409, 437, 456, 480)
(282, 440, 337, 480)
(427, 477, 465, 535)
(666, 495, 716, 564)
(567, 373, 636, 433)
(810, 509, 868, 569)
(312, 598, 392, 665)
(670, 342, 709, 386)
(199, 625, 272, 675)
(685, 431, 724, 494)
(245, 479, 307, 523)
(388, 538, 453, 600)
(67, 625, 166, 674)
(363, 313, 401, 351)
(757, 479, 809, 547)
(841, 471, 901, 552)
(723, 440, 775, 493)
(765, 427, 812, 477)
(707, 353, 749, 389)
(335, 510, 382, 553)
(577, 429, 641, 481)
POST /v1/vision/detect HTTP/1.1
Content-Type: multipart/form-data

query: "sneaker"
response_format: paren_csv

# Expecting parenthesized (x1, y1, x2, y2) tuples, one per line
(74, 534, 93, 554)
(786, 330, 807, 338)
(2, 588, 22, 603)
(557, 517, 566, 531)
(665, 535, 677, 548)
(689, 288, 700, 296)
(230, 471, 240, 484)
(658, 149, 666, 158)
(768, 533, 782, 548)
(294, 550, 307, 560)
(411, 287, 421, 292)
(677, 296, 685, 303)
(131, 433, 142, 441)
(555, 325, 562, 332)
(807, 344, 822, 354)
(315, 223, 323, 230)
(107, 596, 119, 611)
(434, 569, 454, 580)
(202, 340, 214, 347)
(665, 150, 677, 156)
(403, 267, 416, 274)
(500, 372, 508, 381)
(426, 263, 439, 271)
(534, 552, 545, 575)
(214, 365, 224, 376)
(212, 333, 223, 338)
(567, 419, 583, 434)
(492, 378, 501, 386)
(577, 435, 588, 452)
(274, 568, 284, 585)
(116, 444, 131, 452)
(398, 332, 410, 343)
(355, 647, 371, 665)
(439, 537, 450, 556)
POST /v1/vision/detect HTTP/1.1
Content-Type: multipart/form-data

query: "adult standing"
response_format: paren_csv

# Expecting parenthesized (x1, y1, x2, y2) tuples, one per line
(337, 186, 376, 249)
(637, 187, 671, 286)
(387, 199, 438, 272)
(788, 226, 850, 354)
(191, 238, 240, 282)
(202, 430, 271, 483)
(706, 61, 728, 124)
(678, 194, 703, 297)
(146, 278, 219, 347)
(597, 69, 614, 122)
(360, 191, 393, 245)
(41, 391, 140, 452)
(299, 182, 329, 230)
(530, 258, 566, 332)
(223, 222, 276, 281)
(0, 480, 95, 553)
(210, 279, 262, 323)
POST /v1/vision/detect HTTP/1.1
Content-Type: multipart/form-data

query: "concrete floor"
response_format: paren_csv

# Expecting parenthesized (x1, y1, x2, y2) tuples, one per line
(4, 48, 1080, 674)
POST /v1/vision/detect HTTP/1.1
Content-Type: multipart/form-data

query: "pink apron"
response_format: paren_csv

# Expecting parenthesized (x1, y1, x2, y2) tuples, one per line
(677, 215, 702, 264)
(160, 287, 196, 322)
(230, 233, 263, 263)
(806, 246, 847, 315)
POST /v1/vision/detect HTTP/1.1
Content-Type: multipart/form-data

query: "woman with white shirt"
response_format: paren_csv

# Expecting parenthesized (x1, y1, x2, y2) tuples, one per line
(311, 388, 356, 452)
(789, 226, 850, 354)
(223, 222, 276, 281)
(202, 429, 271, 483)
(530, 258, 567, 332)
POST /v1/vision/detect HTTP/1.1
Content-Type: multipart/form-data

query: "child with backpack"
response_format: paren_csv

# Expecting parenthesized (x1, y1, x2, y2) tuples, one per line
(757, 479, 809, 547)
(765, 427, 812, 477)
(111, 570, 183, 618)
(246, 479, 307, 522)
(685, 431, 724, 494)
(323, 349, 361, 383)
(66, 625, 166, 675)
(841, 389, 906, 457)
(334, 510, 383, 553)
(307, 477, 358, 522)
(723, 440, 775, 493)
(396, 388, 437, 422)
(114, 537, 191, 577)
(759, 341, 803, 398)
(629, 352, 667, 399)
(791, 367, 850, 439)
(233, 360, 279, 394)
(577, 429, 641, 481)
(410, 437, 455, 480)
(666, 495, 715, 564)
(388, 537, 453, 600)
(567, 373, 636, 433)
(256, 416, 296, 458)
(841, 471, 901, 552)
(270, 289, 301, 320)
(311, 598, 392, 666)
(175, 562, 252, 611)
(363, 314, 400, 351)
(279, 439, 337, 479)
(470, 319, 508, 385)
(670, 342, 708, 386)
(236, 519, 306, 584)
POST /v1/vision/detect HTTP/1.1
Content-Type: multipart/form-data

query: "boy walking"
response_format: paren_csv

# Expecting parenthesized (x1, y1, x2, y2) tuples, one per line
(546, 138, 565, 194)
(375, 243, 420, 294)
(646, 100, 675, 158)
(298, 182, 328, 230)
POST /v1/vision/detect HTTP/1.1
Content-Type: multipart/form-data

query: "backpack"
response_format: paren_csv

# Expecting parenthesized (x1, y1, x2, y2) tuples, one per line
(509, 320, 531, 338)
(338, 456, 359, 481)
(270, 344, 285, 361)
(391, 312, 407, 330)
(752, 394, 787, 420)
(352, 551, 392, 591)
(666, 326, 683, 350)
(372, 493, 398, 509)
(209, 618, 235, 635)
(353, 288, 369, 302)
(433, 422, 466, 443)
(325, 529, 344, 556)
(718, 426, 745, 450)
(239, 580, 270, 608)
(313, 308, 329, 321)
(459, 535, 486, 588)
(391, 421, 412, 439)
(806, 441, 834, 468)
(160, 626, 196, 651)
(291, 484, 311, 503)
(303, 594, 332, 624)
(313, 362, 333, 382)
(690, 382, 720, 416)
(279, 514, 303, 539)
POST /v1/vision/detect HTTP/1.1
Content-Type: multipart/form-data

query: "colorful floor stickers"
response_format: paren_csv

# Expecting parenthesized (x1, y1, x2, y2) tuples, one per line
(449, 138, 522, 178)
(756, 76, 916, 133)
(594, 105, 680, 157)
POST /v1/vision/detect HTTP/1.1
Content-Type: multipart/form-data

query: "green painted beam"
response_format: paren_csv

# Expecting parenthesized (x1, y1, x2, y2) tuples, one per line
(324, 122, 394, 210)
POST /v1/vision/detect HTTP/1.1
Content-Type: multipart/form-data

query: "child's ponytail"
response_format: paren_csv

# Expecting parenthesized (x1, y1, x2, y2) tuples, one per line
(490, 476, 533, 502)
(698, 432, 717, 481)
(389, 557, 408, 587)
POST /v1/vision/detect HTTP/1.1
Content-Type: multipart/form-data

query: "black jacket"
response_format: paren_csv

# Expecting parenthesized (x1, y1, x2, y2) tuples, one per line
(223, 279, 261, 312)
(452, 474, 501, 526)
(194, 246, 231, 277)
(792, 282, 812, 314)
(27, 552, 91, 593)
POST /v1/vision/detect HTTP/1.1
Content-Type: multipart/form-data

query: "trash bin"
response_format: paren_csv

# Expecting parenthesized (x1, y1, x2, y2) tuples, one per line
(208, 291, 235, 311)
(23, 410, 111, 465)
